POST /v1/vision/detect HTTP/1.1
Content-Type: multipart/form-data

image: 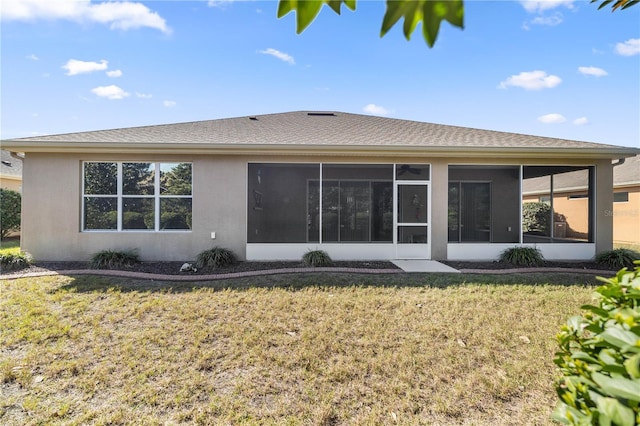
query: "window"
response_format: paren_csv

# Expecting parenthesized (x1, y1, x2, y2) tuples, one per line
(614, 192, 629, 203)
(83, 162, 192, 231)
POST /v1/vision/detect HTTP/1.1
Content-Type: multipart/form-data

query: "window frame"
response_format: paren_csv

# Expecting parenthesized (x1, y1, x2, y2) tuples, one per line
(82, 161, 193, 232)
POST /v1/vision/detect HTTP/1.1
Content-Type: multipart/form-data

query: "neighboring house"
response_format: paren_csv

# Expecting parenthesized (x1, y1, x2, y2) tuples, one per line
(523, 155, 640, 251)
(0, 150, 23, 192)
(2, 111, 638, 262)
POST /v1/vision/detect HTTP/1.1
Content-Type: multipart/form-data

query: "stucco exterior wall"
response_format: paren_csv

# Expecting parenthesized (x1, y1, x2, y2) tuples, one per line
(0, 176, 22, 192)
(21, 153, 247, 261)
(612, 186, 640, 248)
(20, 153, 616, 262)
(594, 159, 614, 254)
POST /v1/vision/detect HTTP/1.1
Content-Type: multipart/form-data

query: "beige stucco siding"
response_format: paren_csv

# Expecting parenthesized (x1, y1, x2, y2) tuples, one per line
(1, 176, 22, 192)
(612, 186, 640, 248)
(20, 152, 616, 261)
(430, 160, 448, 260)
(21, 153, 248, 261)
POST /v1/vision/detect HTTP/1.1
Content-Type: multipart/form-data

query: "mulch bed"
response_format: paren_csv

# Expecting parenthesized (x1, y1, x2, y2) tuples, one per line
(4, 260, 401, 277)
(2, 259, 619, 278)
(441, 260, 617, 272)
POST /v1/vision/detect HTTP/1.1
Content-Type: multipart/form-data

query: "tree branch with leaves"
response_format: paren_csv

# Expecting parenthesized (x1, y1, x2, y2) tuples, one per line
(277, 0, 637, 48)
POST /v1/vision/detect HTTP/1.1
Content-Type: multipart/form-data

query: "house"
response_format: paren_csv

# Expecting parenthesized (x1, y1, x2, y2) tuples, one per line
(2, 111, 638, 262)
(1, 150, 23, 192)
(523, 154, 640, 251)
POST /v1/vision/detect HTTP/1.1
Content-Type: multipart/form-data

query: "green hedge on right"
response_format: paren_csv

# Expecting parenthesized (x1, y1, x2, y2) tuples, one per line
(554, 262, 640, 425)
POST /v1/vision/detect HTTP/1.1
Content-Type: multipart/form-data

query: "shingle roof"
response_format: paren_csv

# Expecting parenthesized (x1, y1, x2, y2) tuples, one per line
(612, 154, 640, 186)
(0, 150, 23, 179)
(3, 111, 638, 158)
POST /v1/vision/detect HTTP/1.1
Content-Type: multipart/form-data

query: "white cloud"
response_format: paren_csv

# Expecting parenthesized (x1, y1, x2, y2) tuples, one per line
(259, 48, 295, 65)
(1, 0, 171, 34)
(136, 92, 153, 99)
(106, 69, 123, 78)
(573, 117, 589, 126)
(538, 113, 566, 124)
(63, 59, 108, 76)
(91, 85, 130, 100)
(520, 0, 574, 13)
(499, 70, 562, 90)
(528, 13, 563, 27)
(208, 0, 235, 7)
(26, 53, 39, 60)
(363, 104, 391, 116)
(578, 66, 607, 77)
(163, 100, 176, 108)
(615, 38, 640, 56)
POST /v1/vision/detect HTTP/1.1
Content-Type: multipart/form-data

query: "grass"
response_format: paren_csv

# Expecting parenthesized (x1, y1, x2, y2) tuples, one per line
(0, 238, 20, 256)
(0, 273, 598, 425)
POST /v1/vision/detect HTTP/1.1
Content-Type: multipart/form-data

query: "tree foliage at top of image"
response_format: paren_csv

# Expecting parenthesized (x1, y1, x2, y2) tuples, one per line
(277, 0, 637, 48)
(592, 0, 640, 11)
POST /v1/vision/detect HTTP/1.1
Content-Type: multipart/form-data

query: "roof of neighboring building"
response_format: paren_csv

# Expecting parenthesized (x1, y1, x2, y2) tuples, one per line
(0, 150, 23, 180)
(523, 155, 640, 194)
(612, 154, 640, 187)
(2, 111, 638, 159)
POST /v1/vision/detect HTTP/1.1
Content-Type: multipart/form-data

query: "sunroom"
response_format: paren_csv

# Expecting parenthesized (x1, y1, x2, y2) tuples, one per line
(246, 163, 431, 260)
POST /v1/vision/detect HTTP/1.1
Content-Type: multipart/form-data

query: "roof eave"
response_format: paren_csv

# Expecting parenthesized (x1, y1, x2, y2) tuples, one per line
(2, 142, 639, 159)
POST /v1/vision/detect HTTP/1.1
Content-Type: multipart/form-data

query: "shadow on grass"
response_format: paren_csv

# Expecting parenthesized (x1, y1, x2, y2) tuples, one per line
(56, 271, 602, 293)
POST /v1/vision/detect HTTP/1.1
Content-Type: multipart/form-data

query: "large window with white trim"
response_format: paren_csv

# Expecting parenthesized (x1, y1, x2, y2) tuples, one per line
(83, 162, 192, 231)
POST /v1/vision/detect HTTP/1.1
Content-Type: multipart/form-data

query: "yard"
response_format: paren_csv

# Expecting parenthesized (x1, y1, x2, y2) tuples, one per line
(1, 273, 597, 425)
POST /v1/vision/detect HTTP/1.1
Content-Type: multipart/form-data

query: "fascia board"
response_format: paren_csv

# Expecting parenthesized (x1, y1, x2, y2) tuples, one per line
(2, 141, 639, 160)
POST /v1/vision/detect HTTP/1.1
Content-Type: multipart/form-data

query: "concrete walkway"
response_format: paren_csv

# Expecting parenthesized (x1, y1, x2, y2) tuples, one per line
(391, 260, 460, 273)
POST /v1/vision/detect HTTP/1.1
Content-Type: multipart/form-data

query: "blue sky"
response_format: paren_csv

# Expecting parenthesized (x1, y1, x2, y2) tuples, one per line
(1, 0, 639, 148)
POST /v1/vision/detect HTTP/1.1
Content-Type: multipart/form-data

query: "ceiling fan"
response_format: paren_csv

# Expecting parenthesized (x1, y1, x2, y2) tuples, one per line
(397, 164, 422, 176)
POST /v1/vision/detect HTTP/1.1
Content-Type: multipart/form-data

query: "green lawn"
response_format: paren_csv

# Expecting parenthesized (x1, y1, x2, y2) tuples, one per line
(0, 239, 20, 256)
(0, 273, 598, 425)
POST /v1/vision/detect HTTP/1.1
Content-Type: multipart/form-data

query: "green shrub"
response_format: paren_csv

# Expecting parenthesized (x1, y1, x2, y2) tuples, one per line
(195, 247, 236, 269)
(522, 202, 552, 234)
(553, 263, 640, 426)
(91, 249, 139, 269)
(0, 252, 32, 272)
(499, 246, 544, 266)
(596, 248, 640, 270)
(0, 189, 21, 239)
(302, 250, 333, 267)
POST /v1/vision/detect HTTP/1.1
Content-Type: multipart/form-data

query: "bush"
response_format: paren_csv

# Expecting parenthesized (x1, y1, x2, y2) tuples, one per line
(91, 249, 139, 269)
(499, 246, 544, 266)
(302, 250, 333, 267)
(0, 252, 32, 272)
(522, 202, 552, 234)
(553, 263, 640, 426)
(596, 248, 640, 270)
(0, 189, 21, 239)
(195, 247, 236, 269)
